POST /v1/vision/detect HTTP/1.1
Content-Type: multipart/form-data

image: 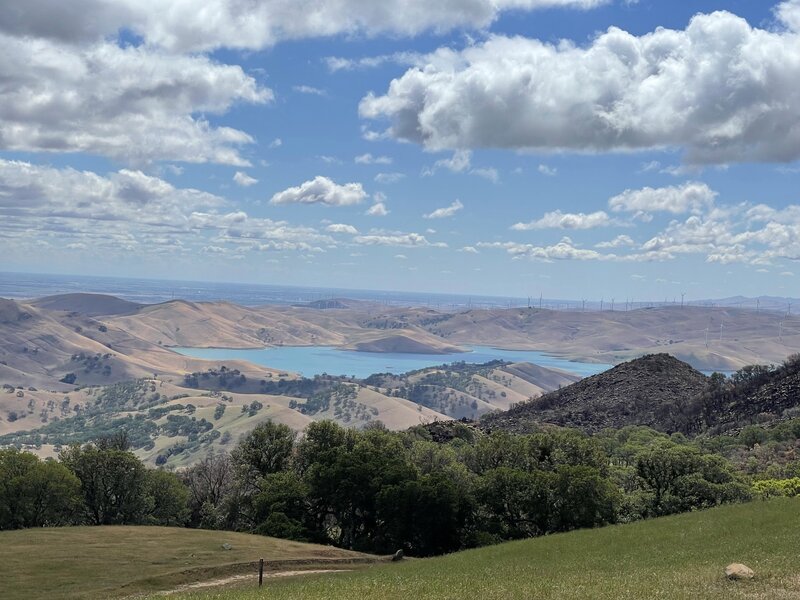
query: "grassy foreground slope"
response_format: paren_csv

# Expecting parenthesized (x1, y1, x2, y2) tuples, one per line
(0, 526, 375, 600)
(171, 499, 800, 600)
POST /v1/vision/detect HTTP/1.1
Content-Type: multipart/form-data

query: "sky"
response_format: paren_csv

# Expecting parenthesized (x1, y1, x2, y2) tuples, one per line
(1, 0, 800, 301)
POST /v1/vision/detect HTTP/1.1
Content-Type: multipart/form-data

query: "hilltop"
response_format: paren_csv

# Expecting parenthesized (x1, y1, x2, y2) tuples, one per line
(30, 293, 142, 316)
(482, 354, 709, 434)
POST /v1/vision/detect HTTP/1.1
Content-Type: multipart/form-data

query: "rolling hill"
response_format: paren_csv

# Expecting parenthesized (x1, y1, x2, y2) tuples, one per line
(0, 525, 379, 600)
(160, 498, 800, 600)
(30, 293, 142, 316)
(481, 354, 710, 434)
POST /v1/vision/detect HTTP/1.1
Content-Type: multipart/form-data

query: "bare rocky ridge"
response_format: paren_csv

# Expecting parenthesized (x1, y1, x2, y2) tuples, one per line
(481, 354, 710, 434)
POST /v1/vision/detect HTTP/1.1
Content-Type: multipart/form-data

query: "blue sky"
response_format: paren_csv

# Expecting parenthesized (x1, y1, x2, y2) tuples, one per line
(1, 0, 799, 301)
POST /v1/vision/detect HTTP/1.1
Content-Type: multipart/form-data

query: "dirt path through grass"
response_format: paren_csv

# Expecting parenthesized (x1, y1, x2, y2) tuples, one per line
(158, 570, 352, 595)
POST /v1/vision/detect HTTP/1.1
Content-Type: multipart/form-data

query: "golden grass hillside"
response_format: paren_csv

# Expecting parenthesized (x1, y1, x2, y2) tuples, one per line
(0, 526, 378, 600)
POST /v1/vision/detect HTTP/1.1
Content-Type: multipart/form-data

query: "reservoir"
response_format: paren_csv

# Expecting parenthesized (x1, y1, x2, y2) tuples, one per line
(171, 345, 612, 379)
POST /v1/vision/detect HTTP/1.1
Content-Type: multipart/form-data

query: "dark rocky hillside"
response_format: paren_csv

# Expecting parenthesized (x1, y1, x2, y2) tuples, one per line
(698, 355, 800, 433)
(481, 353, 710, 434)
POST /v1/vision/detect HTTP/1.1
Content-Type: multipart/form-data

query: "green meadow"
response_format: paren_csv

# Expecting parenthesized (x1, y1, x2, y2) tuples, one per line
(167, 498, 800, 600)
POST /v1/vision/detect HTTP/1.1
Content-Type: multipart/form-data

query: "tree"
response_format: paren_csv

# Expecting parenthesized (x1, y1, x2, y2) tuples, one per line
(145, 470, 189, 526)
(476, 467, 554, 540)
(304, 429, 415, 550)
(552, 465, 619, 531)
(60, 444, 148, 525)
(182, 452, 234, 529)
(0, 449, 81, 529)
(378, 472, 471, 556)
(232, 421, 296, 480)
(253, 472, 311, 541)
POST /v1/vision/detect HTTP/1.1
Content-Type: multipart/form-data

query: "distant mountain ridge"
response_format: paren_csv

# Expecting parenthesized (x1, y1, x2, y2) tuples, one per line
(31, 293, 142, 316)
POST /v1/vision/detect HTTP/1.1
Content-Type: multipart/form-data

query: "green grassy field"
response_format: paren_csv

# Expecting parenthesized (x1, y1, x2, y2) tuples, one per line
(0, 526, 376, 600)
(164, 499, 800, 600)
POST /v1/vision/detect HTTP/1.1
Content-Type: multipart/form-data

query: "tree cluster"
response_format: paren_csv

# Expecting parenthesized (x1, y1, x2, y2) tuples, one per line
(0, 421, 753, 559)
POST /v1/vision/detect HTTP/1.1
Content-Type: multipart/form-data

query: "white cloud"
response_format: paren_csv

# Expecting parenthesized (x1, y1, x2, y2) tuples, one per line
(460, 246, 480, 254)
(326, 223, 359, 234)
(269, 138, 283, 149)
(0, 0, 607, 52)
(360, 8, 800, 164)
(0, 159, 333, 257)
(595, 234, 636, 249)
(354, 232, 446, 247)
(0, 35, 270, 165)
(423, 150, 498, 181)
(776, 0, 800, 31)
(479, 240, 611, 262)
(270, 176, 367, 206)
(233, 171, 259, 187)
(374, 172, 405, 184)
(609, 182, 717, 215)
(471, 167, 499, 183)
(424, 200, 464, 219)
(324, 51, 423, 72)
(366, 202, 389, 216)
(355, 153, 392, 165)
(293, 85, 327, 96)
(538, 164, 557, 176)
(394, 254, 408, 260)
(431, 150, 472, 174)
(512, 210, 612, 230)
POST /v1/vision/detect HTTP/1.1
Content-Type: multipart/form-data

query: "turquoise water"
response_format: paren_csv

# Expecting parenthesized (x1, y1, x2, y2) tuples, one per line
(171, 345, 611, 379)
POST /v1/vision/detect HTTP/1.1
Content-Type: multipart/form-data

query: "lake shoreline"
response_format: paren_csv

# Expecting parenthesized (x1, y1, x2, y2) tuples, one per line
(171, 345, 613, 379)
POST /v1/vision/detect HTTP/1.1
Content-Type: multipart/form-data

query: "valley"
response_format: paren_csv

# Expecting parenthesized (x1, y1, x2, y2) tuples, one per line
(2, 292, 800, 467)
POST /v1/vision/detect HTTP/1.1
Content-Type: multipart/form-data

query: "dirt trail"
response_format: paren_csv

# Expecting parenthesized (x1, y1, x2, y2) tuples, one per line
(157, 568, 351, 595)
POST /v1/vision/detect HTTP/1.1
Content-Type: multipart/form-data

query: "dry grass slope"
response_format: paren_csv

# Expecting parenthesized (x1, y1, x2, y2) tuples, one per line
(0, 526, 377, 600)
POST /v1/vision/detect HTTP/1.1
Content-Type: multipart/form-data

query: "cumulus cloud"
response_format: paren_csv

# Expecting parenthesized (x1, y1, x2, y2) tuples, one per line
(233, 172, 259, 187)
(424, 200, 464, 219)
(326, 223, 359, 234)
(776, 0, 800, 31)
(0, 0, 607, 52)
(479, 240, 610, 262)
(354, 232, 446, 247)
(366, 202, 389, 216)
(0, 159, 333, 257)
(270, 176, 368, 206)
(595, 234, 636, 249)
(361, 7, 800, 164)
(0, 35, 269, 165)
(609, 182, 717, 215)
(512, 210, 612, 230)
